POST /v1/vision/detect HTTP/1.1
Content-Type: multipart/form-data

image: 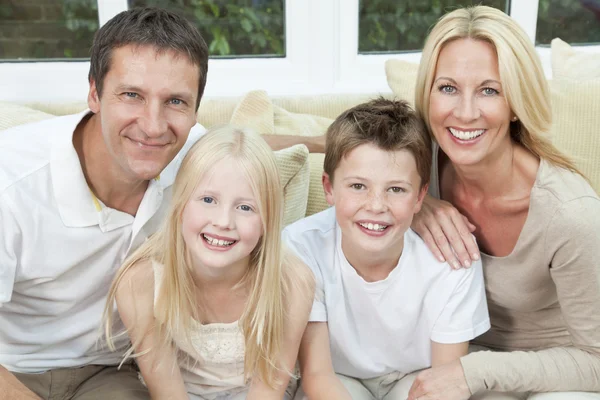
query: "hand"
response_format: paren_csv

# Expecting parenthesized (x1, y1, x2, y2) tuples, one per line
(407, 360, 471, 400)
(411, 195, 479, 269)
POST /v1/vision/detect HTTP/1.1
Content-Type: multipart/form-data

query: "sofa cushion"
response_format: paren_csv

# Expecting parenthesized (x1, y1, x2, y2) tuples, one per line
(230, 90, 331, 217)
(550, 40, 600, 194)
(551, 38, 600, 81)
(0, 103, 55, 131)
(384, 59, 419, 105)
(230, 91, 312, 225)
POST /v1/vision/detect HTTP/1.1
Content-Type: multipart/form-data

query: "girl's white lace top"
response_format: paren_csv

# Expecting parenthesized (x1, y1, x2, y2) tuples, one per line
(152, 261, 246, 397)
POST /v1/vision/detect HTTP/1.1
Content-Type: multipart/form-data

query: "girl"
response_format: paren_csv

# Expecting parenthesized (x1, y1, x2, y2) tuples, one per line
(104, 126, 315, 400)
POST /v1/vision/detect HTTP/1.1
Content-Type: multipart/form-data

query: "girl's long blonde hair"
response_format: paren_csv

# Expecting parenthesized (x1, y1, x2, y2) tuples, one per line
(104, 125, 296, 388)
(415, 5, 583, 176)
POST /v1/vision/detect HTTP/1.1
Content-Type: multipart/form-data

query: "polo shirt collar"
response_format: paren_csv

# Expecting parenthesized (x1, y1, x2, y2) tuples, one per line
(50, 110, 100, 228)
(50, 110, 169, 231)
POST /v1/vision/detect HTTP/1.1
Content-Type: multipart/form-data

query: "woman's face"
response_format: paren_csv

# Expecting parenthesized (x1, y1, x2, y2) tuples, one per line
(428, 38, 514, 167)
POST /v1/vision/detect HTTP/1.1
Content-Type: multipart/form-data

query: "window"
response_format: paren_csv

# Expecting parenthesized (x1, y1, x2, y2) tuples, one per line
(1, 0, 599, 103)
(359, 0, 509, 54)
(128, 0, 285, 57)
(536, 0, 600, 45)
(0, 0, 98, 60)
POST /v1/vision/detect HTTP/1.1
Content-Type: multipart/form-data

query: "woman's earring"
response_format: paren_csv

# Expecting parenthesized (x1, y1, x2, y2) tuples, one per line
(511, 116, 518, 122)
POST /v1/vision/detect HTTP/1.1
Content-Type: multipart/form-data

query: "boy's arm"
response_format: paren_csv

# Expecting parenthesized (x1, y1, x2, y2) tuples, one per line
(431, 341, 469, 367)
(298, 322, 352, 400)
(115, 261, 188, 400)
(247, 258, 315, 400)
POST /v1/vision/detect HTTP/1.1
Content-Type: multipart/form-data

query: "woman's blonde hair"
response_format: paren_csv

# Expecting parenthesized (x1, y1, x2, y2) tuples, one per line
(104, 125, 296, 388)
(415, 5, 582, 175)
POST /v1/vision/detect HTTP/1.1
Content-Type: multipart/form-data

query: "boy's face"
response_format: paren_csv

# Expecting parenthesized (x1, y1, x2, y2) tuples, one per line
(323, 143, 427, 260)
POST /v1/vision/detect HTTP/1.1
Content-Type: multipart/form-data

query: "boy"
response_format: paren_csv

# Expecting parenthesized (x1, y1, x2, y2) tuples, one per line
(283, 98, 490, 400)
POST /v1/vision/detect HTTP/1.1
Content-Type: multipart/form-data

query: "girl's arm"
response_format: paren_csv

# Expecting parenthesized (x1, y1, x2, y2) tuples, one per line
(115, 260, 189, 400)
(297, 322, 352, 400)
(246, 259, 316, 400)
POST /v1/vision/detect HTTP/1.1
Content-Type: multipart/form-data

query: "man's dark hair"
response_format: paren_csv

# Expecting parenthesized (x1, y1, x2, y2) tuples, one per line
(88, 7, 209, 110)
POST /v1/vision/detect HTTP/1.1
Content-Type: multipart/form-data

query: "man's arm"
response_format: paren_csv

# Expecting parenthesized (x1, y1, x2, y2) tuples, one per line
(0, 366, 41, 400)
(262, 135, 325, 153)
(298, 322, 352, 400)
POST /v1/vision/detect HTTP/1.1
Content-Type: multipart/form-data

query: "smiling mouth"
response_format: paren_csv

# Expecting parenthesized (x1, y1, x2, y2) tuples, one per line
(202, 234, 237, 247)
(127, 137, 168, 148)
(358, 222, 389, 232)
(448, 127, 485, 141)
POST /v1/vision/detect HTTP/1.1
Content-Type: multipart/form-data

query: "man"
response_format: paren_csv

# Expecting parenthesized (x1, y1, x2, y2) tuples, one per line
(0, 7, 321, 400)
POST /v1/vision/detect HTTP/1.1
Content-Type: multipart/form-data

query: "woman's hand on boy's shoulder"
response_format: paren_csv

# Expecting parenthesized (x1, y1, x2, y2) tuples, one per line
(412, 195, 480, 270)
(407, 360, 471, 400)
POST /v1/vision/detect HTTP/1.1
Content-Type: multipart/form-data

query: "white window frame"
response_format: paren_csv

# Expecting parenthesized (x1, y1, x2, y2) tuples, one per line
(1, 0, 599, 103)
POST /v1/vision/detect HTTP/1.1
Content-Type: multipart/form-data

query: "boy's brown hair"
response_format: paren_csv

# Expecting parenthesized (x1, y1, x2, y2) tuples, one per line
(324, 98, 432, 189)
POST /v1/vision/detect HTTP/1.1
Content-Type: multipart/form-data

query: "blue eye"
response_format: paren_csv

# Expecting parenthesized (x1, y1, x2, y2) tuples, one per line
(124, 92, 138, 98)
(482, 87, 499, 96)
(439, 85, 456, 94)
(238, 204, 253, 212)
(201, 197, 214, 204)
(170, 98, 183, 105)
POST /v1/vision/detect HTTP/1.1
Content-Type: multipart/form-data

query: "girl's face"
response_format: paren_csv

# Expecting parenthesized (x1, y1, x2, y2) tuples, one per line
(428, 38, 513, 167)
(181, 157, 263, 279)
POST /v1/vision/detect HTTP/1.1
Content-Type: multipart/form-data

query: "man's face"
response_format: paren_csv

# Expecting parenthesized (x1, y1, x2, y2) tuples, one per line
(88, 44, 200, 181)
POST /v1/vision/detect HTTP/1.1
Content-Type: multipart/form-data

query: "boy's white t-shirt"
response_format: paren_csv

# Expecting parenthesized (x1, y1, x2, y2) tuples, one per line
(282, 207, 490, 380)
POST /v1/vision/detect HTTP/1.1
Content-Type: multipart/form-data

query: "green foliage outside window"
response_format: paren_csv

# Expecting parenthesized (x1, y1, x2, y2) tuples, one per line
(358, 0, 509, 53)
(1, 0, 598, 60)
(536, 0, 600, 45)
(128, 0, 285, 57)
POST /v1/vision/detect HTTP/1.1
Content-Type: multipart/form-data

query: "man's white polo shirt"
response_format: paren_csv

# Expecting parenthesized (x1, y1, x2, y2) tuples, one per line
(0, 111, 205, 373)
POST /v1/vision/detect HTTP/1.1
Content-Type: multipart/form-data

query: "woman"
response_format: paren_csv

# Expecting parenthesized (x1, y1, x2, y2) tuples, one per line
(407, 6, 600, 400)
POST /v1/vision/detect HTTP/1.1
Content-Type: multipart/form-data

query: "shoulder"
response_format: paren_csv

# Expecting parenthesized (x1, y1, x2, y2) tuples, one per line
(535, 160, 599, 205)
(282, 207, 336, 249)
(282, 249, 316, 304)
(406, 229, 482, 286)
(115, 259, 157, 311)
(153, 122, 206, 188)
(0, 113, 84, 193)
(533, 161, 600, 237)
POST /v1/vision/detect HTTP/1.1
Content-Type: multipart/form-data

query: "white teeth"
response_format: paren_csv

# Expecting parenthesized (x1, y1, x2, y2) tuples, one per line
(449, 127, 485, 140)
(359, 222, 387, 232)
(202, 234, 234, 247)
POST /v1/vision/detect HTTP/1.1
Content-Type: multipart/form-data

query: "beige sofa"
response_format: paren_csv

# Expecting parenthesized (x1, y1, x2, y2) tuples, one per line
(1, 38, 598, 227)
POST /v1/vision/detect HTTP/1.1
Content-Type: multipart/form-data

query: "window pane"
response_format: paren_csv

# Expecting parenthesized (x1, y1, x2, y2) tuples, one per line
(359, 0, 510, 54)
(0, 0, 98, 60)
(536, 0, 600, 45)
(128, 0, 285, 58)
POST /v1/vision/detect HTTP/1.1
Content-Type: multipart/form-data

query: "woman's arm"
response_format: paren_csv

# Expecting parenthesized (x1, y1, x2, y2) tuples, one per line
(246, 259, 316, 400)
(297, 322, 352, 400)
(115, 261, 189, 400)
(461, 196, 600, 394)
(411, 194, 479, 269)
(407, 342, 471, 400)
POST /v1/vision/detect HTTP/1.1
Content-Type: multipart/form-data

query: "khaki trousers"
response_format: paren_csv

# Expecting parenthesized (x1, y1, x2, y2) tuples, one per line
(14, 364, 149, 400)
(294, 370, 419, 400)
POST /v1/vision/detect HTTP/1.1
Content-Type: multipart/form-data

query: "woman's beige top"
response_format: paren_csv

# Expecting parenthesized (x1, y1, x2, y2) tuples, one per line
(430, 147, 600, 393)
(152, 261, 247, 398)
